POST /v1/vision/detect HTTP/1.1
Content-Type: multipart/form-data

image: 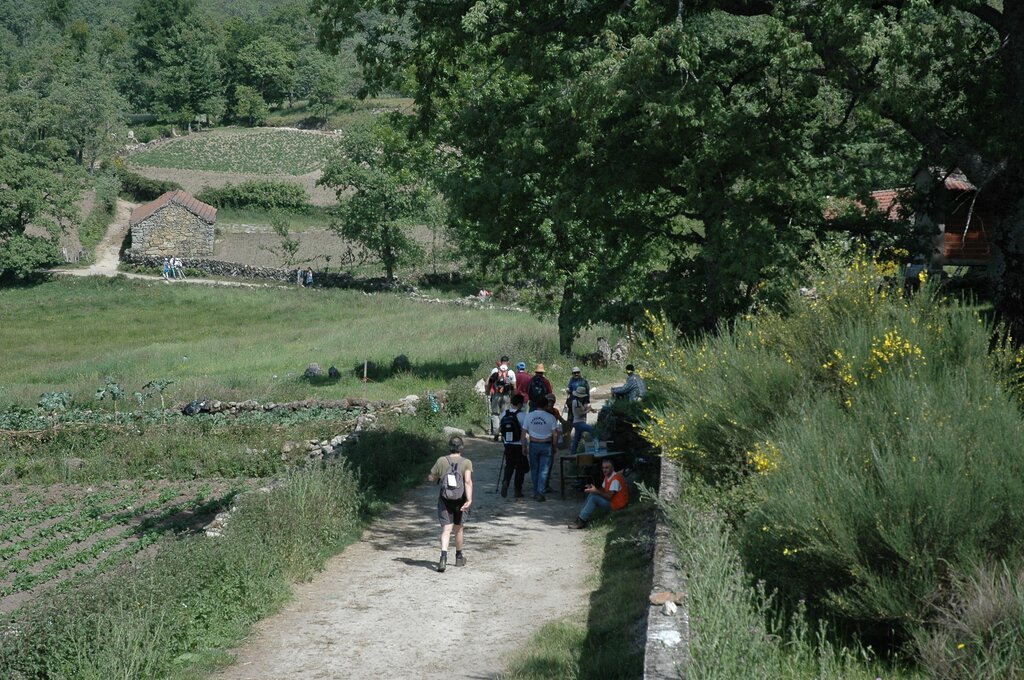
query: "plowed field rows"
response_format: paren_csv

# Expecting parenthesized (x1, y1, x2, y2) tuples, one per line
(0, 480, 244, 612)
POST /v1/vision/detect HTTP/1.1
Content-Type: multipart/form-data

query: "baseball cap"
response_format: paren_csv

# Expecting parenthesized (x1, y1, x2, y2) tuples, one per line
(517, 361, 526, 371)
(625, 364, 635, 372)
(571, 366, 581, 373)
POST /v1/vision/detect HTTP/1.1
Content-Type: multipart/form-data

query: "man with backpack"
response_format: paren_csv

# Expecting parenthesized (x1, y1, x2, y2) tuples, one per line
(427, 436, 474, 573)
(487, 356, 516, 439)
(526, 364, 553, 411)
(499, 394, 529, 498)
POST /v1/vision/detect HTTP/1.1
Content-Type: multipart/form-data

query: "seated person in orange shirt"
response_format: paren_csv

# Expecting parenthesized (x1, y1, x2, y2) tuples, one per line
(569, 459, 628, 529)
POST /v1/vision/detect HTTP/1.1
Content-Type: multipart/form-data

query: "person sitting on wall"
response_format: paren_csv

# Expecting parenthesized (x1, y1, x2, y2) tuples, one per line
(568, 459, 628, 529)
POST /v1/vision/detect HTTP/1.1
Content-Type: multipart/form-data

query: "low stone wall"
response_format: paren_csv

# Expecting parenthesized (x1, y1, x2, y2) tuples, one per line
(643, 456, 689, 679)
(122, 252, 415, 291)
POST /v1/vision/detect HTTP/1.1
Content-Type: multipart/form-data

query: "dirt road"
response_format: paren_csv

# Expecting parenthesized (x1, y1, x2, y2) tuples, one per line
(217, 437, 593, 680)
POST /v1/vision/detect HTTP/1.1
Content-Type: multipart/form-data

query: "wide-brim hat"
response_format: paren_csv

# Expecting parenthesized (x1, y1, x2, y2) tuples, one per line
(535, 363, 546, 373)
(573, 386, 588, 398)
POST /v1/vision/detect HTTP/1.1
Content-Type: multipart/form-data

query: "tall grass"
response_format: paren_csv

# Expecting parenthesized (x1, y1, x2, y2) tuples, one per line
(0, 277, 617, 407)
(665, 483, 919, 679)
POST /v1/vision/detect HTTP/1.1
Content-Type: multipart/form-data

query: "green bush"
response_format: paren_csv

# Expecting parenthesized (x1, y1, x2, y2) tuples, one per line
(0, 234, 60, 282)
(113, 166, 182, 202)
(641, 247, 1024, 651)
(132, 124, 174, 143)
(196, 180, 310, 213)
(79, 174, 123, 251)
(665, 486, 913, 679)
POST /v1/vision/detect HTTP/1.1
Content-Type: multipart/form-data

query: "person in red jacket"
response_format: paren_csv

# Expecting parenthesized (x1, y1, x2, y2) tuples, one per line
(514, 361, 531, 402)
(569, 460, 628, 529)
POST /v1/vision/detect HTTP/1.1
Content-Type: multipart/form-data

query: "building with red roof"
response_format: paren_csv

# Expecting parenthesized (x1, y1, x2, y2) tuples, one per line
(128, 190, 217, 258)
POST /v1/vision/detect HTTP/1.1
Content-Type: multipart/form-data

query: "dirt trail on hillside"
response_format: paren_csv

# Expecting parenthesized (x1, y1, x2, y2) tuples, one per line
(217, 437, 594, 680)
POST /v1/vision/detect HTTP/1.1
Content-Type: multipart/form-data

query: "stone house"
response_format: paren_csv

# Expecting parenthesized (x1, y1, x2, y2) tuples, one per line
(129, 190, 217, 258)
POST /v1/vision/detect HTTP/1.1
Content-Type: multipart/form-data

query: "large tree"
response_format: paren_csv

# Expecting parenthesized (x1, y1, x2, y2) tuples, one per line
(319, 115, 432, 281)
(327, 0, 1023, 336)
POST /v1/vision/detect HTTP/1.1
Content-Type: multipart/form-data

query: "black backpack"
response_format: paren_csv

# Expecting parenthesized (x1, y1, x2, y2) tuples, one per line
(440, 456, 466, 500)
(499, 409, 522, 445)
(527, 375, 548, 404)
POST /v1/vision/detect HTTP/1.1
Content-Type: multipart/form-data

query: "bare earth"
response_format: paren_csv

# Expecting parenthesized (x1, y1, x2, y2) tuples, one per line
(217, 437, 593, 680)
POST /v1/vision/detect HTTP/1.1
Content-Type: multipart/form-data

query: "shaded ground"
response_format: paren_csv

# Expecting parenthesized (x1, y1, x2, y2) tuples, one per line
(217, 437, 595, 680)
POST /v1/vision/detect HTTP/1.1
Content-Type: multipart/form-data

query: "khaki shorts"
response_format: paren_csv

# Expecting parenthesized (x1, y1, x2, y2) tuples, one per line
(438, 496, 467, 526)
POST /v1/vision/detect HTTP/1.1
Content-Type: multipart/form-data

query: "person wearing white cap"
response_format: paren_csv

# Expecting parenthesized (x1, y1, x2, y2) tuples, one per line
(487, 355, 516, 439)
(569, 385, 597, 454)
(566, 366, 590, 401)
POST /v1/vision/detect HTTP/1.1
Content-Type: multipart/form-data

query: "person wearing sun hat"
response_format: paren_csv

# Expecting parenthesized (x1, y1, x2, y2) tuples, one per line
(526, 363, 553, 411)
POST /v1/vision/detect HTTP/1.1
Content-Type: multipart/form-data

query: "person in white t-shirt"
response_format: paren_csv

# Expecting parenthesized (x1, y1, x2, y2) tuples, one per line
(524, 405, 559, 502)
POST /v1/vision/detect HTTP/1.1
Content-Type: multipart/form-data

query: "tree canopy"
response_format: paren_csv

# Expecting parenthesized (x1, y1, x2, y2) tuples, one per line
(314, 0, 1022, 343)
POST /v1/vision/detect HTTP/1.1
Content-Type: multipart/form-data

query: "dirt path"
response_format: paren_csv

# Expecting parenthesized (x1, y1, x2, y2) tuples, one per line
(217, 437, 593, 680)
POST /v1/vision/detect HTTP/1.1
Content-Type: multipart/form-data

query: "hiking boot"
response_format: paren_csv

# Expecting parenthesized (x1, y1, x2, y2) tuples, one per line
(500, 482, 509, 498)
(455, 554, 466, 567)
(437, 554, 447, 573)
(569, 518, 588, 530)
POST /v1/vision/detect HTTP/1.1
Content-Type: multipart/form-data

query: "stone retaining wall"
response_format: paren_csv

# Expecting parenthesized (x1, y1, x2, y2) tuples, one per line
(122, 252, 415, 291)
(643, 456, 689, 679)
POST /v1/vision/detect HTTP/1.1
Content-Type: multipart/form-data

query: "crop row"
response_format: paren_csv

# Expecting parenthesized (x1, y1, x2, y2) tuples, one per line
(0, 484, 241, 601)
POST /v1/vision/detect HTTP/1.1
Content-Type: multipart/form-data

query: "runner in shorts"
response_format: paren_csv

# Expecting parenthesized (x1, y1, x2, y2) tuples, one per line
(427, 436, 474, 572)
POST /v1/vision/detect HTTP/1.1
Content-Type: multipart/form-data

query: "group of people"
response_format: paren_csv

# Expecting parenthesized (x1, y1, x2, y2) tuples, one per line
(425, 358, 643, 573)
(297, 267, 314, 287)
(161, 256, 185, 281)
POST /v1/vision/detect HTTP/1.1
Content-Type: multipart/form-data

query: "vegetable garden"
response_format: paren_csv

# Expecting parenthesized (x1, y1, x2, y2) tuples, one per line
(0, 481, 240, 612)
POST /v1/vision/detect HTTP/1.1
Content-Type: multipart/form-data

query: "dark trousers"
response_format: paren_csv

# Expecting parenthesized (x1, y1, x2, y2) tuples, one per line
(502, 445, 529, 493)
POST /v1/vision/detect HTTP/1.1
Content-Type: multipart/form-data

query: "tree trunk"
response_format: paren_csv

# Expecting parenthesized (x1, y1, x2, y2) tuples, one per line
(557, 282, 575, 356)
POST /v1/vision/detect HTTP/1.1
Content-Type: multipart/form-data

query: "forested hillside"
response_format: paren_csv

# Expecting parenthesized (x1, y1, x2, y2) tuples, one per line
(0, 0, 370, 280)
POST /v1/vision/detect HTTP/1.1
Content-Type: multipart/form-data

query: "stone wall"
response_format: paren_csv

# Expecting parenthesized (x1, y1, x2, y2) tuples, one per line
(130, 205, 214, 257)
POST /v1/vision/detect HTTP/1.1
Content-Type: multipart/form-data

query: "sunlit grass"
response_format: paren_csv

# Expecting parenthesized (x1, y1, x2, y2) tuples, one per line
(0, 277, 620, 407)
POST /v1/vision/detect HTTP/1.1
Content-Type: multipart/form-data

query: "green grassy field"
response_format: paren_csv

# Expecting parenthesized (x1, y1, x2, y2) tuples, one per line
(0, 277, 620, 408)
(129, 128, 342, 175)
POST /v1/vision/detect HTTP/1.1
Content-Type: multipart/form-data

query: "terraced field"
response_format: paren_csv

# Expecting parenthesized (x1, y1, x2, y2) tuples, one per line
(0, 480, 243, 612)
(129, 128, 342, 175)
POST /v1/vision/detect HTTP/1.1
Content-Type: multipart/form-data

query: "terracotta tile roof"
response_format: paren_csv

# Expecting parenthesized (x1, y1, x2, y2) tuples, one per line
(869, 189, 904, 220)
(942, 169, 977, 192)
(130, 190, 217, 227)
